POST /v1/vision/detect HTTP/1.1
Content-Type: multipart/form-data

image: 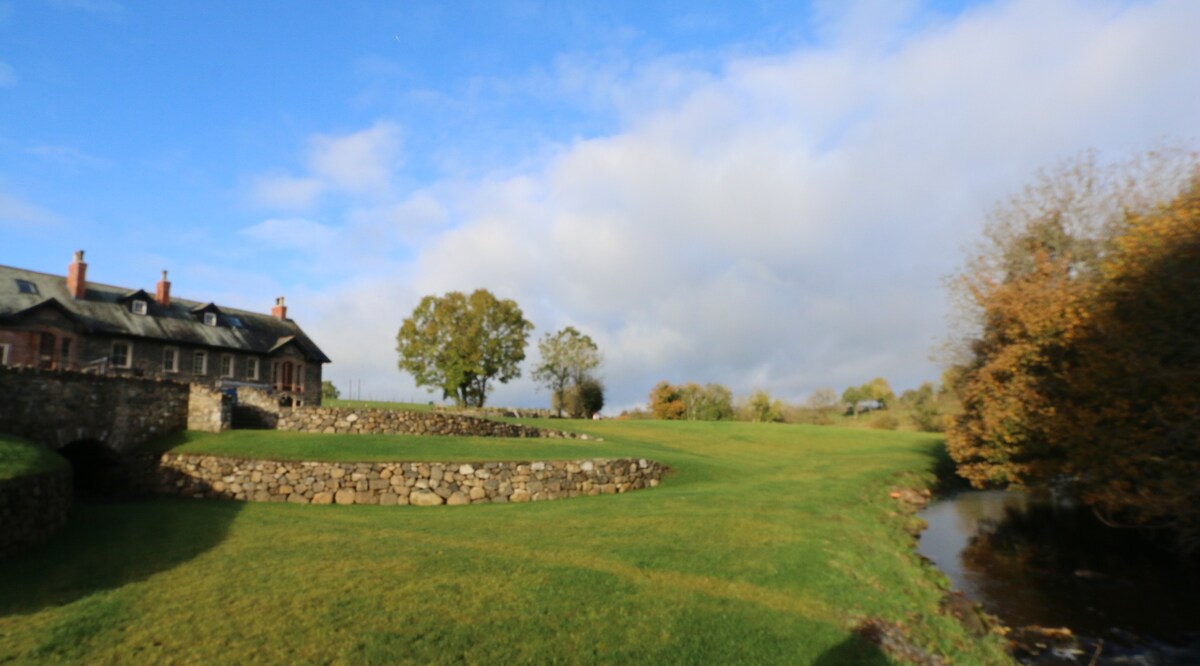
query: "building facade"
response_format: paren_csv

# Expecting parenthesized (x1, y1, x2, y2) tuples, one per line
(0, 251, 330, 404)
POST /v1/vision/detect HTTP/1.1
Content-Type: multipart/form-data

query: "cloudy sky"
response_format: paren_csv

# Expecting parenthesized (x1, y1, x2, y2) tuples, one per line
(2, 0, 1197, 410)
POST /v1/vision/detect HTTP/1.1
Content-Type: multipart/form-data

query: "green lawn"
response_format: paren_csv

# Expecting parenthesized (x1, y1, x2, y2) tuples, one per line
(0, 433, 67, 481)
(324, 398, 435, 412)
(0, 421, 1011, 665)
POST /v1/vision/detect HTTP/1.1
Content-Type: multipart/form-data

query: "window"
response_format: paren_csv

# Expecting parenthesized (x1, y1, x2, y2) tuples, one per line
(16, 279, 38, 295)
(60, 338, 72, 365)
(203, 312, 218, 326)
(220, 354, 234, 378)
(0, 343, 10, 366)
(131, 300, 148, 315)
(111, 341, 132, 369)
(193, 350, 208, 375)
(163, 347, 179, 373)
(247, 357, 260, 381)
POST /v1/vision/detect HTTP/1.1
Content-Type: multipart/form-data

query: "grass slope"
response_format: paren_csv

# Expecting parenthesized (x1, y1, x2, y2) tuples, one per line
(0, 421, 1011, 665)
(0, 433, 67, 481)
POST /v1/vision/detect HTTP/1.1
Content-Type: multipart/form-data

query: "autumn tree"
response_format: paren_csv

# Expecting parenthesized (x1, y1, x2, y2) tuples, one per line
(532, 326, 602, 417)
(648, 381, 686, 420)
(945, 148, 1200, 550)
(396, 289, 533, 407)
(1048, 182, 1200, 549)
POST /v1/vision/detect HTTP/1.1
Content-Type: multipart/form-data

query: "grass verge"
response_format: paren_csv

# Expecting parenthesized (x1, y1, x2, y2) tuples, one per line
(0, 433, 67, 481)
(0, 421, 1012, 665)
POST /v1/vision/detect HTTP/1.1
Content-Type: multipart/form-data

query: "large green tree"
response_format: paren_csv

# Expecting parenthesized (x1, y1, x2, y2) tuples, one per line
(532, 326, 601, 417)
(396, 289, 533, 407)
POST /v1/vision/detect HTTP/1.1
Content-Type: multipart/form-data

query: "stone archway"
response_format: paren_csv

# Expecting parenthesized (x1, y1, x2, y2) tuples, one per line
(57, 439, 125, 497)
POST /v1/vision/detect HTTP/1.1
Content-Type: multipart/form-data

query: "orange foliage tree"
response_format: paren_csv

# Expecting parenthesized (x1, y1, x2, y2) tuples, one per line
(648, 381, 687, 420)
(946, 150, 1200, 550)
(1050, 183, 1200, 549)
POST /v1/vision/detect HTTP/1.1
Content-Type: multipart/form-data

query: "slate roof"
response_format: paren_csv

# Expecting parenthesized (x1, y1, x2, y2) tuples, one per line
(0, 264, 330, 363)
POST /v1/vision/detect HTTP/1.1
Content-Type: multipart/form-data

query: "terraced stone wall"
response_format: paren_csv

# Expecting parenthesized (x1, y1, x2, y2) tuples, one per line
(276, 406, 588, 439)
(0, 468, 72, 559)
(132, 453, 665, 506)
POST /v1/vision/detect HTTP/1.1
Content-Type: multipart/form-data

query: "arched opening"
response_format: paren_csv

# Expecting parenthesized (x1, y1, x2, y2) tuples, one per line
(58, 439, 126, 497)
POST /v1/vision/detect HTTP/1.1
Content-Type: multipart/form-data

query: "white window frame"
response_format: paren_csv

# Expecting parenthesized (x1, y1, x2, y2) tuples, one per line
(193, 350, 208, 375)
(220, 354, 235, 379)
(0, 343, 10, 366)
(163, 347, 179, 373)
(131, 300, 148, 315)
(203, 312, 218, 326)
(247, 357, 260, 381)
(111, 341, 132, 369)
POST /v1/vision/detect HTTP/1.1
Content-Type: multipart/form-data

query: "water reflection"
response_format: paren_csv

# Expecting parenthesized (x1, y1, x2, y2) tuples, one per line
(917, 489, 1200, 641)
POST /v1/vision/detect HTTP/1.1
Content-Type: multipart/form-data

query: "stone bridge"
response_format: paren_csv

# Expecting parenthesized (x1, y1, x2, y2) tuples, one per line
(0, 366, 196, 454)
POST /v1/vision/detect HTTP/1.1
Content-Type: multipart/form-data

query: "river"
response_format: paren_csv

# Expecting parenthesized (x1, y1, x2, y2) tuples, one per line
(916, 489, 1200, 664)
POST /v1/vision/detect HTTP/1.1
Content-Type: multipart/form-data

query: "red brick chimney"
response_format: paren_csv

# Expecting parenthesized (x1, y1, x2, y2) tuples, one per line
(272, 296, 288, 320)
(67, 250, 87, 299)
(156, 270, 171, 307)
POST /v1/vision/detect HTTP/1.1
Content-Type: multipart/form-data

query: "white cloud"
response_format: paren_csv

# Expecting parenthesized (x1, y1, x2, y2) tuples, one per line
(306, 121, 402, 194)
(249, 175, 325, 210)
(276, 0, 1200, 411)
(247, 122, 402, 210)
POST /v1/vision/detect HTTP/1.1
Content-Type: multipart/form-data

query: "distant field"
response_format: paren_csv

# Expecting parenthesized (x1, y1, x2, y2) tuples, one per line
(0, 421, 1011, 665)
(0, 433, 67, 481)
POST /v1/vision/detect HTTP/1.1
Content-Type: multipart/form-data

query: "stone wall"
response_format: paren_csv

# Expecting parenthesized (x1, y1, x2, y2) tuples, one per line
(186, 384, 232, 433)
(0, 366, 189, 452)
(277, 406, 590, 439)
(0, 468, 72, 559)
(132, 453, 665, 506)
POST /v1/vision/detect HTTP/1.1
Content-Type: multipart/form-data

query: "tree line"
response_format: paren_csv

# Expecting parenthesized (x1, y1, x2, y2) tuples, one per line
(636, 376, 954, 431)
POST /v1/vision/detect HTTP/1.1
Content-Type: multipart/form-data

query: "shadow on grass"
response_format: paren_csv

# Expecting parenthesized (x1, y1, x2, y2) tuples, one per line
(811, 634, 893, 665)
(0, 496, 242, 617)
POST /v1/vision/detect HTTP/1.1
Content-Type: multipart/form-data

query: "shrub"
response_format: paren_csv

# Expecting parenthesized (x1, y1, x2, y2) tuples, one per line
(869, 414, 901, 430)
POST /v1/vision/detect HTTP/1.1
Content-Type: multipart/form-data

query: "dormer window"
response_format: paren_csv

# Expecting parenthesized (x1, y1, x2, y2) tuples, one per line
(131, 300, 148, 316)
(204, 312, 218, 326)
(16, 279, 38, 295)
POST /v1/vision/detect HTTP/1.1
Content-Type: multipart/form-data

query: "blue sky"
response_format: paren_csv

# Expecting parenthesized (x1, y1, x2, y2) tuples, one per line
(3, 0, 1198, 409)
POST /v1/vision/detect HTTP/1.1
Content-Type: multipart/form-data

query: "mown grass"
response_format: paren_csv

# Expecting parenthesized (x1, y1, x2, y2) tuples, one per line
(142, 430, 622, 462)
(0, 421, 1012, 665)
(325, 398, 435, 412)
(0, 433, 67, 481)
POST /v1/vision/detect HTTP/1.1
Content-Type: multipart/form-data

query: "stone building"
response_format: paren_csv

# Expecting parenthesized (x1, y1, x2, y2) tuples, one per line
(0, 251, 330, 404)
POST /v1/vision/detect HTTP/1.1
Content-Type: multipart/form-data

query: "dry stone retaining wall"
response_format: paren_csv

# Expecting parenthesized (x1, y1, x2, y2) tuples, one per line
(134, 453, 665, 506)
(0, 468, 72, 559)
(277, 405, 589, 439)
